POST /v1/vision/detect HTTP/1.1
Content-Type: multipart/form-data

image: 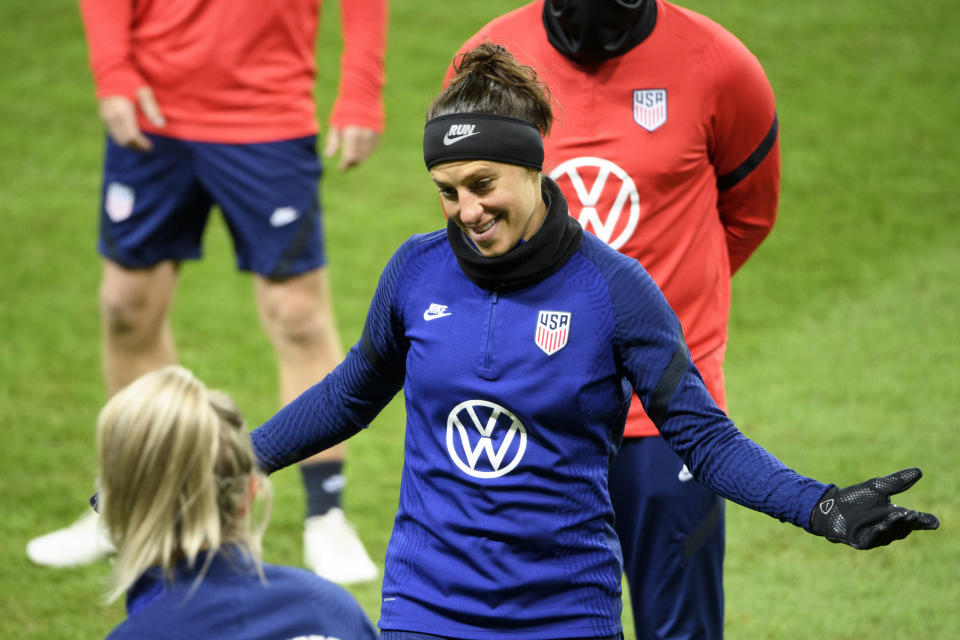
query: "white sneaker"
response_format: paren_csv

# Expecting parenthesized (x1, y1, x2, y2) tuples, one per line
(303, 508, 378, 584)
(26, 510, 115, 568)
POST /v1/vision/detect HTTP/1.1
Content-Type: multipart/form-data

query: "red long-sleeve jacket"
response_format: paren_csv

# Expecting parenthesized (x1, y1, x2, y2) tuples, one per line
(79, 0, 386, 143)
(453, 0, 780, 437)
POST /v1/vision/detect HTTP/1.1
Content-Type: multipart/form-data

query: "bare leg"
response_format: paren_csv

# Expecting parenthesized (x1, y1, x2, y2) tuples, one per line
(26, 258, 179, 567)
(100, 259, 179, 395)
(253, 267, 345, 460)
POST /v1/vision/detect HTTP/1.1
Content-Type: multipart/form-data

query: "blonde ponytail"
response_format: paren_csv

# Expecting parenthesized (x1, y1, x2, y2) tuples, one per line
(96, 366, 270, 603)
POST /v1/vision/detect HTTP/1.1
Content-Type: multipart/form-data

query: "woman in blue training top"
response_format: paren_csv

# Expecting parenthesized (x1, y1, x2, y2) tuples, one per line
(95, 365, 378, 640)
(251, 43, 938, 640)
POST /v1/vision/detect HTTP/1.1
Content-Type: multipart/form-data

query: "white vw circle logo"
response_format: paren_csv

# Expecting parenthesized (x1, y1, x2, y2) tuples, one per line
(549, 156, 640, 250)
(446, 400, 527, 479)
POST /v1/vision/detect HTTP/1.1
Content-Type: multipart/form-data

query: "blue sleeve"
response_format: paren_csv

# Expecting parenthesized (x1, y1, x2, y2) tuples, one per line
(251, 241, 414, 474)
(604, 251, 829, 530)
(358, 233, 414, 385)
(251, 342, 401, 474)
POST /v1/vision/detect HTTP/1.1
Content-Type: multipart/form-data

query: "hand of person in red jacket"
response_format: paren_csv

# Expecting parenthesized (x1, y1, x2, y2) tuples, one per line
(324, 125, 379, 171)
(98, 86, 166, 152)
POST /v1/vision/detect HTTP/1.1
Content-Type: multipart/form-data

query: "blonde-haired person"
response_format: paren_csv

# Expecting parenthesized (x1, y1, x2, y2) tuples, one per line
(96, 365, 378, 640)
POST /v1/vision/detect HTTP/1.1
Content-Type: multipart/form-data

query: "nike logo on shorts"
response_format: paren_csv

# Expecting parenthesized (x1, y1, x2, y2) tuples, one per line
(270, 206, 300, 227)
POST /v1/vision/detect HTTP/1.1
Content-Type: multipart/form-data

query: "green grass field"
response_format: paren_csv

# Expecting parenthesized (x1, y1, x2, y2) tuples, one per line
(1, 1, 958, 638)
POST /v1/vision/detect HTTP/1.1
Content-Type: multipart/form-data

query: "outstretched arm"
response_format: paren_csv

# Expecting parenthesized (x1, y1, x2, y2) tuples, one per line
(251, 342, 401, 473)
(606, 253, 938, 547)
(253, 235, 413, 473)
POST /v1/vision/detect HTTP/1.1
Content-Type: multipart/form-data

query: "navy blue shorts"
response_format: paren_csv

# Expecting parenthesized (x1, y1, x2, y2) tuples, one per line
(381, 633, 623, 640)
(98, 134, 326, 279)
(609, 436, 725, 640)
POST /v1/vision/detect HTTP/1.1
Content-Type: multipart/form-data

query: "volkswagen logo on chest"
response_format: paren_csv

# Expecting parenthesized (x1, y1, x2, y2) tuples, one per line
(446, 400, 527, 479)
(549, 157, 640, 251)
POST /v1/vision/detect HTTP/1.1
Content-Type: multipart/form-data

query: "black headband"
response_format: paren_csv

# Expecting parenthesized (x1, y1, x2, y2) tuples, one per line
(423, 113, 544, 170)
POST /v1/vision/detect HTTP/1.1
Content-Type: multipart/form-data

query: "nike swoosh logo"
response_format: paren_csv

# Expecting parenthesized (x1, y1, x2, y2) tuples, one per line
(443, 131, 480, 145)
(423, 310, 452, 321)
(678, 465, 694, 482)
(269, 207, 299, 227)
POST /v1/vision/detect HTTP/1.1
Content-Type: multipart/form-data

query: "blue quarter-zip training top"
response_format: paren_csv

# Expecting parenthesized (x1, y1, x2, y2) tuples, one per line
(252, 178, 829, 639)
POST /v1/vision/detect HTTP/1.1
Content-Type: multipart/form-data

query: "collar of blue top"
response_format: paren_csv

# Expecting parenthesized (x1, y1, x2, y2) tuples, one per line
(446, 176, 582, 292)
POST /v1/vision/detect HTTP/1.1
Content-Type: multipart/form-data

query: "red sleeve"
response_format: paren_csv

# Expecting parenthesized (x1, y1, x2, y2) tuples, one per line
(706, 28, 781, 275)
(328, 0, 387, 132)
(78, 0, 145, 100)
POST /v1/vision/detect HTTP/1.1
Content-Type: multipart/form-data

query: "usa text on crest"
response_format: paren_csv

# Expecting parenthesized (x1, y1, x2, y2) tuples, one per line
(535, 311, 571, 356)
(633, 89, 667, 132)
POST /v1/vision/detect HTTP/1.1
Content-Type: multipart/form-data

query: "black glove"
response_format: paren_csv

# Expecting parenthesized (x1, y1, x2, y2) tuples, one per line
(810, 467, 939, 550)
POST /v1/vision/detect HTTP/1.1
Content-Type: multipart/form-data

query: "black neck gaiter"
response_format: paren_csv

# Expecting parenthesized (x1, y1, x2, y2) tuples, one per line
(542, 0, 658, 65)
(447, 177, 583, 292)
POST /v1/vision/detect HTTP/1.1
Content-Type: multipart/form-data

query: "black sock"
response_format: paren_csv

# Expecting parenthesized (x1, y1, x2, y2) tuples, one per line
(300, 461, 345, 518)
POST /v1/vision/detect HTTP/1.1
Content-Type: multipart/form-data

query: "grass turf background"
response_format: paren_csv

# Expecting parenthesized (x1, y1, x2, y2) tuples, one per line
(0, 0, 957, 638)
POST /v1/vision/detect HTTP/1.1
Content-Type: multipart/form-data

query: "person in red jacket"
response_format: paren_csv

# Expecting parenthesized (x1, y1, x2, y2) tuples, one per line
(26, 0, 387, 586)
(450, 1, 780, 637)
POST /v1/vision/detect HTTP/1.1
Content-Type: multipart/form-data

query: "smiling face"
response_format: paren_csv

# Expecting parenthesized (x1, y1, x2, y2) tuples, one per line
(430, 160, 547, 257)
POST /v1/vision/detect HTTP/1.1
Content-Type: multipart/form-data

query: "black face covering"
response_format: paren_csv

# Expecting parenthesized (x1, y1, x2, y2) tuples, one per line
(542, 0, 657, 64)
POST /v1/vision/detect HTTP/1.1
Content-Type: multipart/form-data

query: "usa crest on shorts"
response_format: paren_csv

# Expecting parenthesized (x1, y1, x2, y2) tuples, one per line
(535, 310, 571, 356)
(105, 182, 136, 223)
(633, 89, 667, 132)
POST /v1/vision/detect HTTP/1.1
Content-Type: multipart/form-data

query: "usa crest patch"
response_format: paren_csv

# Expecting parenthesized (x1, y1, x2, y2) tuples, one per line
(105, 182, 135, 223)
(633, 89, 667, 132)
(535, 311, 571, 356)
